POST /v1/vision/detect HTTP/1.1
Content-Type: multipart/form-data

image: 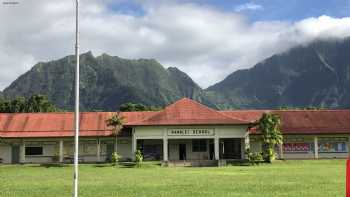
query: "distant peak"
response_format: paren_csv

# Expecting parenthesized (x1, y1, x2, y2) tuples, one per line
(167, 67, 180, 71)
(81, 51, 94, 57)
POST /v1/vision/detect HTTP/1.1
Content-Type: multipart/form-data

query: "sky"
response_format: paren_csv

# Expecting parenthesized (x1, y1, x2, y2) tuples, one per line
(1, 0, 350, 89)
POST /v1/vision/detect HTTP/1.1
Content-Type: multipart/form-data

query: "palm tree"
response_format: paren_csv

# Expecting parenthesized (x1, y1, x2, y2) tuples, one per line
(106, 112, 125, 154)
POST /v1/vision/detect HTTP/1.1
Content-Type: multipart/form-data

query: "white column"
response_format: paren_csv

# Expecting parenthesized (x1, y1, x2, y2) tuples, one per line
(279, 143, 284, 160)
(132, 130, 137, 161)
(214, 137, 219, 160)
(96, 139, 101, 162)
(21, 140, 25, 163)
(59, 140, 64, 163)
(163, 137, 168, 161)
(244, 134, 250, 159)
(314, 136, 319, 159)
(244, 135, 250, 150)
(114, 135, 118, 153)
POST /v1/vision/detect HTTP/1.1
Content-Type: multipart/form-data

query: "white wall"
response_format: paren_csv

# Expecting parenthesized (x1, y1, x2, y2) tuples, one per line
(168, 139, 212, 160)
(117, 137, 133, 160)
(0, 144, 11, 164)
(134, 125, 248, 139)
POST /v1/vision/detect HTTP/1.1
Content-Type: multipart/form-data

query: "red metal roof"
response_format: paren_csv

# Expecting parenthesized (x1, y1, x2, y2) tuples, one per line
(125, 98, 249, 126)
(272, 110, 350, 134)
(1, 98, 350, 138)
(220, 110, 267, 123)
(222, 109, 350, 134)
(0, 112, 157, 138)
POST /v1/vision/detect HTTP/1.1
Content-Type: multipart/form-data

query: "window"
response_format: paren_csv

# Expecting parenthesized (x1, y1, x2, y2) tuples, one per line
(25, 147, 43, 156)
(192, 139, 207, 152)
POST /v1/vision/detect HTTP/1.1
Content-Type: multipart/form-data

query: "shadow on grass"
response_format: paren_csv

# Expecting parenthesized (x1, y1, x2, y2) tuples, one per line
(93, 162, 162, 168)
(35, 163, 68, 168)
(92, 162, 137, 168)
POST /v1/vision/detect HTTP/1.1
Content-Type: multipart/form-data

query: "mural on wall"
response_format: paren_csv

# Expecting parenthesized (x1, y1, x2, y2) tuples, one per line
(318, 137, 348, 153)
(282, 137, 348, 153)
(318, 142, 347, 153)
(283, 143, 311, 153)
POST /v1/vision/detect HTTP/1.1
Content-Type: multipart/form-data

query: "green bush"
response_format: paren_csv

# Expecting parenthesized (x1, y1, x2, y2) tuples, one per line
(245, 148, 263, 165)
(135, 150, 143, 167)
(111, 152, 120, 166)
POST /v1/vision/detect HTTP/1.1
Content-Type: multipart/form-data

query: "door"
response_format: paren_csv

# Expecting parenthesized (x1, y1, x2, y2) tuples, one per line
(11, 145, 20, 164)
(220, 139, 241, 159)
(179, 144, 186, 160)
(209, 143, 214, 160)
(106, 144, 114, 162)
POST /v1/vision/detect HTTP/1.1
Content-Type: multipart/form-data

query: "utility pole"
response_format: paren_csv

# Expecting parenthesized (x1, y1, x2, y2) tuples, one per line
(73, 0, 80, 197)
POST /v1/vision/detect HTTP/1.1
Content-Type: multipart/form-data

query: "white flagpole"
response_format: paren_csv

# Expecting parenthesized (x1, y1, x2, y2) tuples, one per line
(73, 0, 80, 197)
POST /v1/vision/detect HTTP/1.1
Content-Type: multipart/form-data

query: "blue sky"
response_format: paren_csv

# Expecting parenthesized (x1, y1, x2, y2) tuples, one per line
(109, 0, 350, 22)
(1, 0, 350, 89)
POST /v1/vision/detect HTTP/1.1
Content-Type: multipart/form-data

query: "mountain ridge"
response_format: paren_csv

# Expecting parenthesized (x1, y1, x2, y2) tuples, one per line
(3, 38, 350, 110)
(3, 51, 213, 111)
(206, 37, 350, 109)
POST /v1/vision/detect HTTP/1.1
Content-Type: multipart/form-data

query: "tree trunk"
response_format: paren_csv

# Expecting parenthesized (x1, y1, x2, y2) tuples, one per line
(115, 135, 118, 153)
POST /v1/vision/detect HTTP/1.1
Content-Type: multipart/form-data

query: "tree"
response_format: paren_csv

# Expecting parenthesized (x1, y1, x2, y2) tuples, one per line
(25, 95, 58, 112)
(119, 102, 162, 112)
(106, 113, 125, 155)
(0, 94, 59, 113)
(9, 97, 25, 112)
(258, 113, 283, 163)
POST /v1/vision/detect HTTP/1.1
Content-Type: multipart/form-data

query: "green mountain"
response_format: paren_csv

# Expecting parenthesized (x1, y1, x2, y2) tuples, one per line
(206, 38, 350, 109)
(4, 38, 350, 110)
(3, 52, 212, 111)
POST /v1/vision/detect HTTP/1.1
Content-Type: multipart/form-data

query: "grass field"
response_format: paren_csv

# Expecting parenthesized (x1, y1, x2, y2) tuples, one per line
(0, 160, 346, 197)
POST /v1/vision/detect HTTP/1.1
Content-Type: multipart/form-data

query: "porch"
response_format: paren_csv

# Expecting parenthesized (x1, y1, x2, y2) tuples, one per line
(135, 138, 248, 166)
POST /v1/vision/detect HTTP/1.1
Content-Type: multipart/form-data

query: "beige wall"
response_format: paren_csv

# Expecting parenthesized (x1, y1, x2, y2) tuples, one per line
(0, 144, 11, 163)
(0, 137, 132, 164)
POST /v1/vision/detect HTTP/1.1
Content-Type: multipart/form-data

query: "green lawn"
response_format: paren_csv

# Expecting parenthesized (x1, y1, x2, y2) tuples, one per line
(0, 160, 346, 197)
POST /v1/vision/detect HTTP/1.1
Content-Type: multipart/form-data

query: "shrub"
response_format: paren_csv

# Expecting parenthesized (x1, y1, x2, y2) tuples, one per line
(111, 152, 120, 166)
(135, 150, 143, 167)
(245, 148, 263, 165)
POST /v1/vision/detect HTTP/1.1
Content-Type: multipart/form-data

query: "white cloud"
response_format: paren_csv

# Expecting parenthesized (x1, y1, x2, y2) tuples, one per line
(234, 2, 263, 12)
(1, 1, 350, 90)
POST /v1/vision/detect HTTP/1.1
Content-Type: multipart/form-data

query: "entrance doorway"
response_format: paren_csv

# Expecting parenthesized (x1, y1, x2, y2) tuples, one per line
(219, 139, 241, 159)
(11, 145, 20, 164)
(179, 144, 186, 160)
(209, 143, 214, 160)
(106, 144, 114, 162)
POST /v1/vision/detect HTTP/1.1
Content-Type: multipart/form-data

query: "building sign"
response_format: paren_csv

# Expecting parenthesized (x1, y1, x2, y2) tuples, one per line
(167, 128, 215, 136)
(283, 143, 311, 153)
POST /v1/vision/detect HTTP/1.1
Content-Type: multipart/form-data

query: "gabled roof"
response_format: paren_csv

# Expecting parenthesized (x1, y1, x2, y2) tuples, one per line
(125, 98, 249, 126)
(1, 98, 350, 138)
(0, 111, 157, 138)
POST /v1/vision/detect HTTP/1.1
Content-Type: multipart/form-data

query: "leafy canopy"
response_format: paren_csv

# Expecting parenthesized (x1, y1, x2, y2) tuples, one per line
(119, 102, 162, 112)
(258, 112, 283, 162)
(106, 112, 125, 135)
(0, 94, 59, 113)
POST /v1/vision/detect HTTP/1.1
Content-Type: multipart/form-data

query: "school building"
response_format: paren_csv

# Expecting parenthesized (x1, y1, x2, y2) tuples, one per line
(0, 98, 349, 166)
